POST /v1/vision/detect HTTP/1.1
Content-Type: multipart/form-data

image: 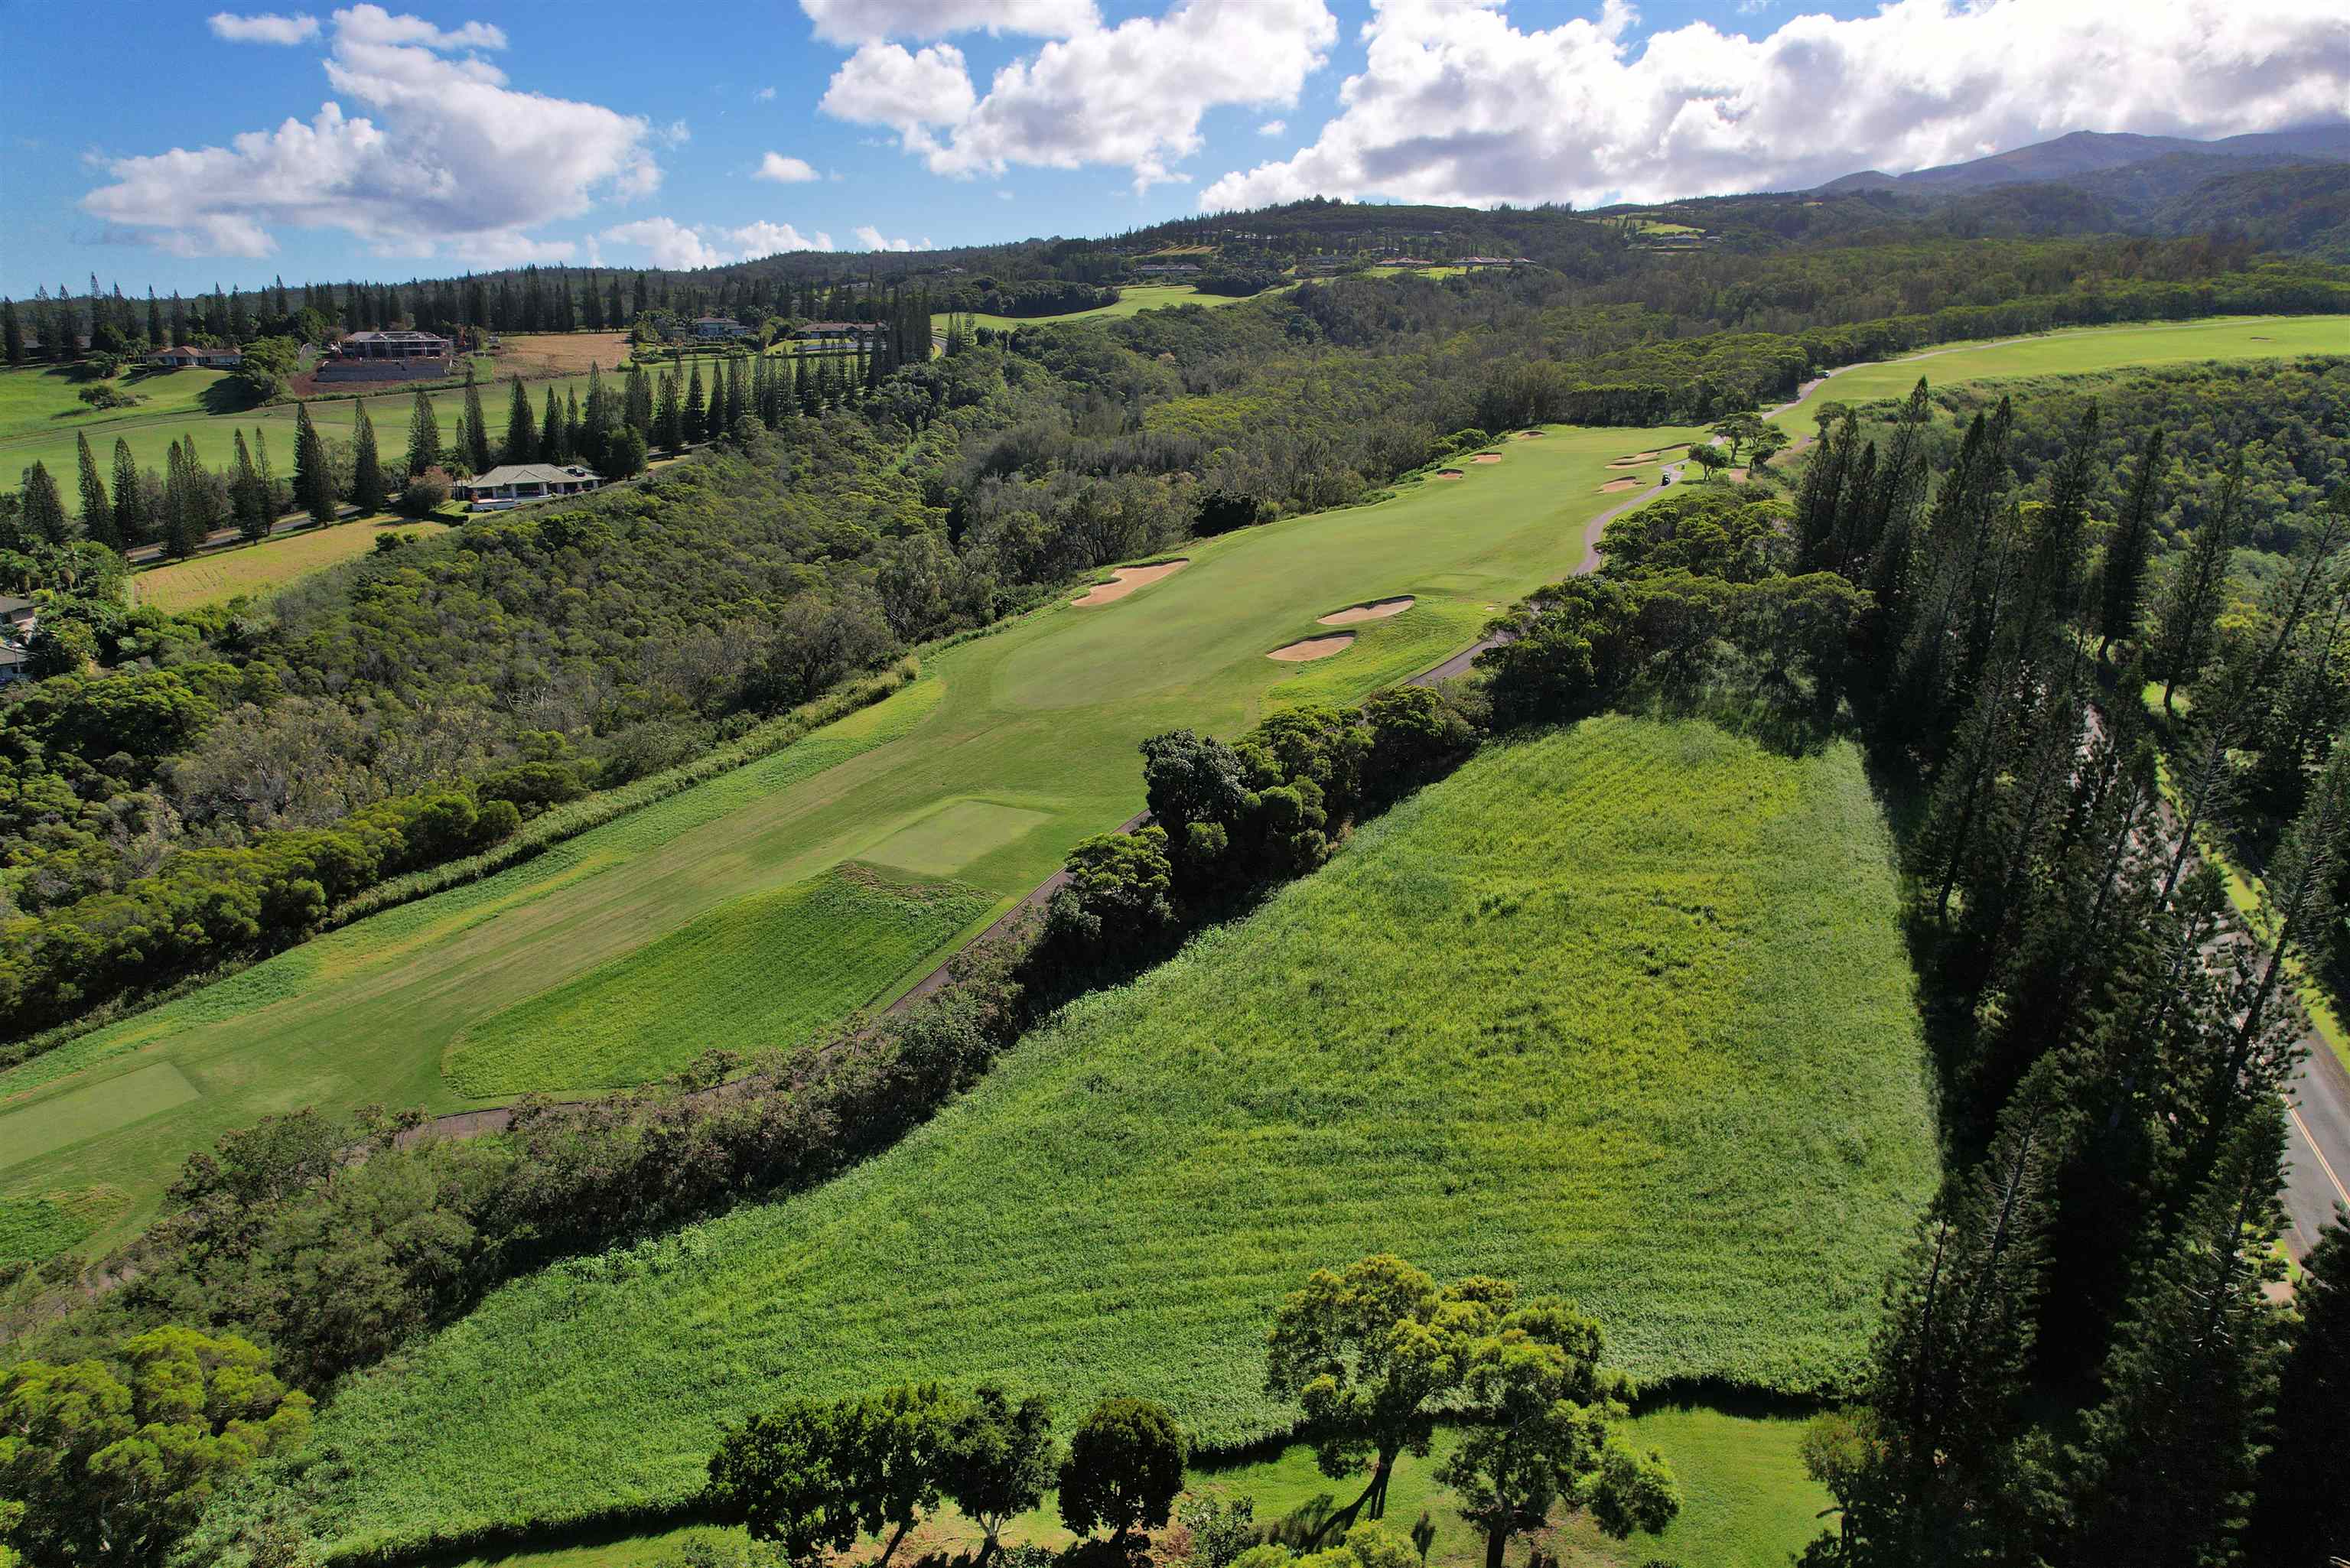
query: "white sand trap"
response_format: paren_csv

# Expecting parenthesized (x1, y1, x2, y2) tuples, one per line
(1597, 477, 1642, 493)
(1268, 633, 1356, 662)
(1609, 451, 1662, 467)
(1472, 452, 1504, 464)
(1434, 468, 1466, 480)
(1072, 558, 1188, 607)
(1318, 596, 1415, 625)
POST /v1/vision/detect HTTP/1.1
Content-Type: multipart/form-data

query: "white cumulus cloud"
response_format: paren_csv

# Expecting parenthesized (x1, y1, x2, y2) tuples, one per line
(822, 0, 1337, 192)
(209, 10, 321, 44)
(799, 0, 1099, 46)
(1202, 0, 2350, 211)
(853, 223, 934, 251)
(757, 151, 822, 184)
(85, 5, 656, 260)
(603, 216, 835, 268)
(1258, 119, 1287, 137)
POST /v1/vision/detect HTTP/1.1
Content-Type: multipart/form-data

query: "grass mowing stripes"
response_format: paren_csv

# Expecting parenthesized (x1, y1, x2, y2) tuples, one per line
(443, 864, 992, 1097)
(128, 521, 451, 612)
(295, 715, 1936, 1560)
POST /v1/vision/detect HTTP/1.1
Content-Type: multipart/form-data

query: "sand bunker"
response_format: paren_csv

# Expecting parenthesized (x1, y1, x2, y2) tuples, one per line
(1072, 558, 1188, 607)
(1268, 633, 1356, 662)
(1515, 429, 1545, 439)
(1472, 452, 1504, 464)
(1597, 477, 1643, 493)
(1434, 468, 1465, 480)
(1318, 596, 1415, 625)
(1609, 451, 1662, 467)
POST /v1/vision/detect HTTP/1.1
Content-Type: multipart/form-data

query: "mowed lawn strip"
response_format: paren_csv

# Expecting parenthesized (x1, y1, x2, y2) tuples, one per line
(2, 422, 1700, 1254)
(1768, 314, 2350, 430)
(442, 863, 992, 1098)
(299, 715, 1936, 1558)
(128, 520, 453, 612)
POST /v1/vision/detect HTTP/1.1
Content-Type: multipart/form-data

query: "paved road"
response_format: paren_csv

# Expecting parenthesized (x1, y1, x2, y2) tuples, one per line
(2285, 1040, 2350, 1257)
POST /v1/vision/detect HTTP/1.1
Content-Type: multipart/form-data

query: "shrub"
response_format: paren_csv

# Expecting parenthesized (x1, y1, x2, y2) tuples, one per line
(399, 465, 454, 517)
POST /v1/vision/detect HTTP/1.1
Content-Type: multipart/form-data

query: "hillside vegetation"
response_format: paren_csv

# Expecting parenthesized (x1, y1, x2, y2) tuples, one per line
(290, 714, 1937, 1558)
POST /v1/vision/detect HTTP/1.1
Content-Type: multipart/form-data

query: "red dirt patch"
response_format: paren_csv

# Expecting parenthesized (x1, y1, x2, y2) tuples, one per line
(1472, 452, 1504, 464)
(1597, 477, 1643, 493)
(1072, 558, 1189, 607)
(1268, 633, 1356, 662)
(1727, 467, 1749, 481)
(1318, 596, 1415, 625)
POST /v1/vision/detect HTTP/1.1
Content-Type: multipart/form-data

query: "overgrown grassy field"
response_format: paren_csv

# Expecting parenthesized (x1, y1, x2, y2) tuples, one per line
(295, 715, 1934, 1557)
(0, 363, 600, 495)
(0, 1197, 90, 1264)
(442, 863, 991, 1097)
(1769, 314, 2350, 429)
(934, 282, 1258, 333)
(2, 421, 1697, 1255)
(127, 519, 452, 611)
(424, 1409, 1829, 1568)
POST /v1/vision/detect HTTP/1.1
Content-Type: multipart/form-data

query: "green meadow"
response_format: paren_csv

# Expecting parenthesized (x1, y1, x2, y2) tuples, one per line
(295, 714, 1935, 1559)
(1768, 313, 2350, 428)
(0, 421, 1695, 1254)
(421, 1408, 1830, 1568)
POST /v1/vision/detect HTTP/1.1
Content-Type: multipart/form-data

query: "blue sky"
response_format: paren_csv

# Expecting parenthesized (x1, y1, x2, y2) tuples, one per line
(3, 0, 2345, 301)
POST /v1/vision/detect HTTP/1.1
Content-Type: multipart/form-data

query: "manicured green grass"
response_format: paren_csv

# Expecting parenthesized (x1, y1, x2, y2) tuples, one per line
(3, 422, 1695, 1257)
(128, 519, 453, 611)
(442, 864, 991, 1098)
(0, 1062, 198, 1171)
(1769, 314, 2350, 431)
(933, 283, 1258, 333)
(0, 366, 599, 499)
(295, 716, 1934, 1557)
(0, 1197, 91, 1264)
(0, 363, 249, 447)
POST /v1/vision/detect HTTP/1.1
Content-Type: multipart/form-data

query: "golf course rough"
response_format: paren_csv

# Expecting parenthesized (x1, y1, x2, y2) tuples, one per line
(294, 714, 1938, 1559)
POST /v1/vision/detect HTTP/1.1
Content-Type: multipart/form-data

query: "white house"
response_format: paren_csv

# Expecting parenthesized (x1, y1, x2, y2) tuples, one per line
(455, 464, 604, 510)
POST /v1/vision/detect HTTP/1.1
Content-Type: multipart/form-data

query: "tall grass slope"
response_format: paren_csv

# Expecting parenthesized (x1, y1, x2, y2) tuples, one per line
(298, 714, 1938, 1561)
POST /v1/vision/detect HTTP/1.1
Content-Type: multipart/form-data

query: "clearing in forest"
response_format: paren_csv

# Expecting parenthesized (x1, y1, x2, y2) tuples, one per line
(128, 520, 451, 612)
(295, 714, 1936, 1558)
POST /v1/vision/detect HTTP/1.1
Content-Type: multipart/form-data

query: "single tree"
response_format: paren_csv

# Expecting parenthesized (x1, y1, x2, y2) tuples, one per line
(2244, 1218, 2350, 1564)
(462, 374, 492, 471)
(2059, 1114, 2289, 1566)
(231, 429, 267, 542)
(74, 431, 116, 549)
(1057, 1396, 1186, 1547)
(2149, 456, 2246, 713)
(405, 384, 441, 475)
(683, 359, 708, 444)
(351, 397, 386, 515)
(502, 374, 535, 465)
(542, 383, 567, 464)
(2, 298, 23, 364)
(1265, 1254, 1507, 1518)
(1687, 442, 1730, 483)
(2096, 428, 2164, 659)
(18, 460, 70, 544)
(1437, 1298, 1678, 1568)
(292, 402, 337, 525)
(0, 1326, 313, 1568)
(708, 1401, 871, 1562)
(943, 1385, 1056, 1562)
(653, 369, 683, 451)
(111, 435, 142, 545)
